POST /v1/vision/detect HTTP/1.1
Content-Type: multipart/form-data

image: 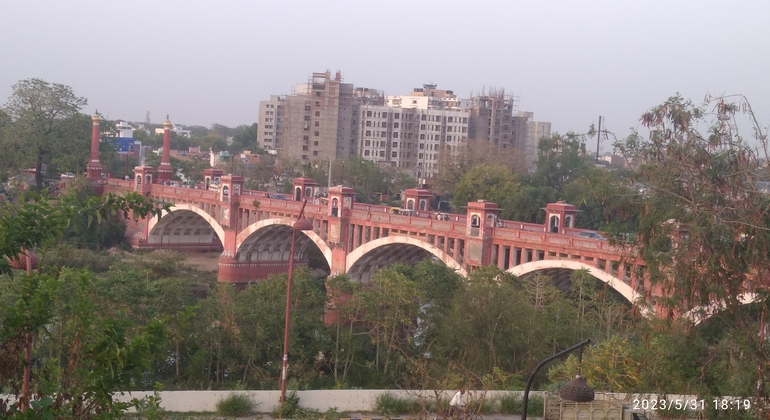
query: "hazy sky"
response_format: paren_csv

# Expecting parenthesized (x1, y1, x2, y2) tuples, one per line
(2, 0, 769, 151)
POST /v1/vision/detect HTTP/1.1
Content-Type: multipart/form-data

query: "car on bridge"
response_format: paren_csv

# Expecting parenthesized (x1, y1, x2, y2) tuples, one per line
(577, 231, 606, 240)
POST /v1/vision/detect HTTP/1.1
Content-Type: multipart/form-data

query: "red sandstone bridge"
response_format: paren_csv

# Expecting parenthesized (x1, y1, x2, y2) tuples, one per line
(103, 173, 645, 306)
(82, 114, 648, 311)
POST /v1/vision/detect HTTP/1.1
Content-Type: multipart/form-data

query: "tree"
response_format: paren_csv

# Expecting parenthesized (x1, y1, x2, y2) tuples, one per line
(534, 133, 592, 191)
(435, 140, 527, 196)
(615, 94, 770, 411)
(2, 79, 89, 189)
(450, 164, 519, 214)
(0, 190, 169, 416)
(231, 123, 258, 152)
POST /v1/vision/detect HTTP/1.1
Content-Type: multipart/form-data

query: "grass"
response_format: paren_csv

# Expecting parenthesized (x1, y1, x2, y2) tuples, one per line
(215, 393, 257, 417)
(497, 393, 543, 416)
(375, 392, 425, 416)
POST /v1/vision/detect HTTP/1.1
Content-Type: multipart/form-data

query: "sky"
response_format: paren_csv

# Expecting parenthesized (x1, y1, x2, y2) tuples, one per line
(2, 0, 769, 153)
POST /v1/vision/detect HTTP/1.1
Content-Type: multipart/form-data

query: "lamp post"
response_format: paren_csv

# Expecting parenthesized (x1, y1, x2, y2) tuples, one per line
(280, 199, 313, 403)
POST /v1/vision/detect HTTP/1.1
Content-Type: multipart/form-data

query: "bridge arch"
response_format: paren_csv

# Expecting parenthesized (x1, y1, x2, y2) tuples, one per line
(506, 259, 643, 307)
(346, 236, 467, 282)
(147, 203, 225, 246)
(235, 218, 332, 269)
(684, 293, 759, 325)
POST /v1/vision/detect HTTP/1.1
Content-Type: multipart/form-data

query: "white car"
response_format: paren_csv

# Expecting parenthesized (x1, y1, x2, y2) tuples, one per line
(577, 231, 606, 240)
(60, 172, 75, 178)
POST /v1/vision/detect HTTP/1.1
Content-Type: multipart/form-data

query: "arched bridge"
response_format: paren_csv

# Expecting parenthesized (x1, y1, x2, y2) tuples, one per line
(101, 168, 648, 312)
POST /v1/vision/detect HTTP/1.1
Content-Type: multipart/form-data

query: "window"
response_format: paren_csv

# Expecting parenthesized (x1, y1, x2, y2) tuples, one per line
(315, 101, 320, 106)
(379, 151, 385, 157)
(304, 105, 311, 111)
(314, 121, 320, 127)
(393, 132, 399, 138)
(315, 111, 320, 117)
(364, 150, 370, 156)
(315, 92, 321, 97)
(381, 132, 387, 137)
(392, 151, 397, 158)
(302, 145, 308, 151)
(313, 151, 319, 156)
(365, 130, 371, 136)
(366, 121, 372, 127)
(392, 142, 398, 148)
(303, 136, 309, 141)
(365, 140, 371, 146)
(395, 113, 400, 119)
(314, 141, 319, 146)
(314, 131, 319, 136)
(366, 111, 372, 117)
(302, 154, 308, 159)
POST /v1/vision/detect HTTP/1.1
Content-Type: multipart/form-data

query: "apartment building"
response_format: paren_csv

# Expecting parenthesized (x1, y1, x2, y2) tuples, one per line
(515, 111, 552, 168)
(356, 85, 470, 181)
(257, 72, 550, 177)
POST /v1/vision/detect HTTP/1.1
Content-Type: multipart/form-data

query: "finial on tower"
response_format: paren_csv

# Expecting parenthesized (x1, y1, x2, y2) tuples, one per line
(164, 115, 172, 128)
(92, 110, 100, 123)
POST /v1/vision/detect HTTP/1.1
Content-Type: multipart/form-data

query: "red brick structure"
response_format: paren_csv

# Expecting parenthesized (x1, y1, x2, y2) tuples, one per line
(101, 174, 654, 313)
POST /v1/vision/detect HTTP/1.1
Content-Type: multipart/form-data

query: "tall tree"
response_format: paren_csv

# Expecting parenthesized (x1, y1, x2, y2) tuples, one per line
(615, 94, 770, 410)
(435, 140, 527, 196)
(2, 79, 89, 189)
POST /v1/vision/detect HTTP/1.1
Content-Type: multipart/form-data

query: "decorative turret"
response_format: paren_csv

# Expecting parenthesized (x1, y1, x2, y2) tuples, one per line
(402, 188, 432, 211)
(157, 115, 173, 183)
(543, 201, 578, 234)
(293, 177, 319, 201)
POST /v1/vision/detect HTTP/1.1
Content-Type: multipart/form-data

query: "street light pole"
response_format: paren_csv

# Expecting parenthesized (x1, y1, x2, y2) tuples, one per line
(280, 199, 313, 403)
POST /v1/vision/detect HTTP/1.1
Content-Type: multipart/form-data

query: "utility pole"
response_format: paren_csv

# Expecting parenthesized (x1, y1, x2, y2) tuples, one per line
(596, 116, 602, 162)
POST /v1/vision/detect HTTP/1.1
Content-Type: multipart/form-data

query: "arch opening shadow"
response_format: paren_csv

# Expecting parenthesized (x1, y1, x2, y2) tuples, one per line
(147, 204, 225, 248)
(236, 218, 332, 274)
(346, 236, 467, 282)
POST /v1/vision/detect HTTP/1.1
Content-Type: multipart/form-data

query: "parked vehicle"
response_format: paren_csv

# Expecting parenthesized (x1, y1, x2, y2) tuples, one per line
(577, 231, 606, 240)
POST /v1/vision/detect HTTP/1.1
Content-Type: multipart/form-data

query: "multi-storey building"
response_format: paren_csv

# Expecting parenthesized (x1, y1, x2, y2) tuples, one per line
(356, 84, 470, 181)
(468, 89, 517, 150)
(258, 71, 361, 161)
(514, 111, 552, 168)
(258, 73, 551, 178)
(257, 95, 284, 152)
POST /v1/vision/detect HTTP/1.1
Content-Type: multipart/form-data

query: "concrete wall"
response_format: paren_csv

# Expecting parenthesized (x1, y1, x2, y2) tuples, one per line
(112, 389, 538, 413)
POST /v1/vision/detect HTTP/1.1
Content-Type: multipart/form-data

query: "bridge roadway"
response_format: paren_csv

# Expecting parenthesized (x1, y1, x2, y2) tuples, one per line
(103, 174, 648, 310)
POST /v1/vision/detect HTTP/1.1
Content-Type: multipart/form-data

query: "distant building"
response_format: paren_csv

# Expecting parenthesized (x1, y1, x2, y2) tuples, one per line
(356, 84, 470, 180)
(155, 124, 192, 138)
(514, 111, 552, 168)
(257, 71, 552, 179)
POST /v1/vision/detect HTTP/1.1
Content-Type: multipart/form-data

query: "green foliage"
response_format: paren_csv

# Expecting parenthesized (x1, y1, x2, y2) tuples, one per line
(375, 393, 423, 416)
(547, 336, 642, 392)
(497, 393, 521, 414)
(1, 78, 89, 189)
(451, 164, 519, 213)
(273, 390, 302, 419)
(215, 393, 257, 417)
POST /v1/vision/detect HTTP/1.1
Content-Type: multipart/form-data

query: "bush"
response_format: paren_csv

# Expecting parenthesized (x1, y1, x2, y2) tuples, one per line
(498, 393, 542, 416)
(375, 393, 423, 416)
(274, 390, 301, 419)
(525, 395, 544, 417)
(499, 393, 517, 414)
(216, 393, 257, 417)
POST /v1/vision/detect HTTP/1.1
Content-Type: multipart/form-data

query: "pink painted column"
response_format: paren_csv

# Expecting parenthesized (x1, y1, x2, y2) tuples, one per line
(86, 113, 103, 180)
(157, 116, 173, 183)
